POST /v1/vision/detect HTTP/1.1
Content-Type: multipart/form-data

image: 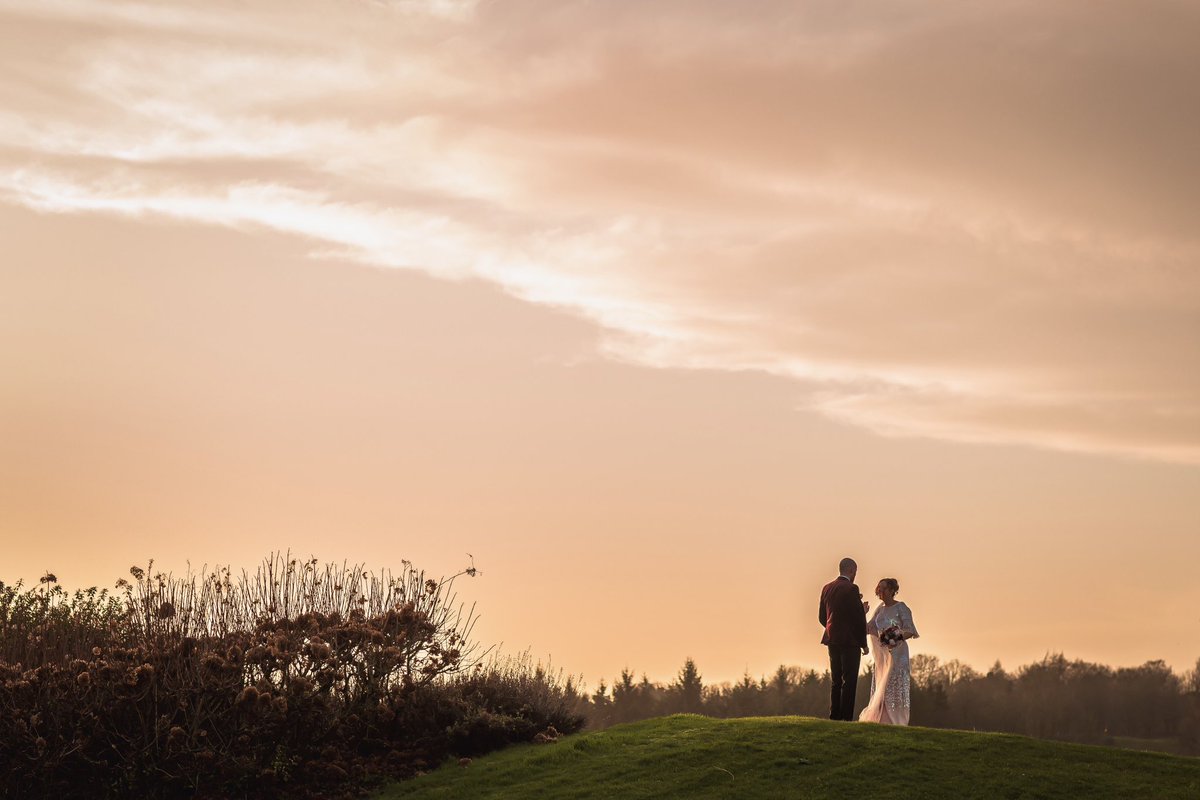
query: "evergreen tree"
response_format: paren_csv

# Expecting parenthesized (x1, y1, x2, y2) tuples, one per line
(672, 657, 704, 714)
(770, 665, 791, 714)
(612, 668, 639, 723)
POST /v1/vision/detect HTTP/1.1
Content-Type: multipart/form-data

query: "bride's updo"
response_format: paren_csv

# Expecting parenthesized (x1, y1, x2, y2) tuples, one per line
(878, 578, 900, 595)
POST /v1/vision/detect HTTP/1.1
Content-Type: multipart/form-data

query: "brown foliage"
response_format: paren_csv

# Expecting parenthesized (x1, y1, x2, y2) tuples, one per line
(0, 554, 583, 799)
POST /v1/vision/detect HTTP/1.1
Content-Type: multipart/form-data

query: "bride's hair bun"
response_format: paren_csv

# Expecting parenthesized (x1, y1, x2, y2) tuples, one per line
(879, 577, 900, 594)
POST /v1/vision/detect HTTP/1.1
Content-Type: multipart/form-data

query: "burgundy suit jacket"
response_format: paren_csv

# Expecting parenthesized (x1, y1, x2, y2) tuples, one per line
(818, 576, 868, 649)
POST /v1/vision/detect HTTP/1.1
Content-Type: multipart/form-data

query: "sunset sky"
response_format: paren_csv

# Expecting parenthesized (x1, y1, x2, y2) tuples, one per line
(2, 0, 1198, 687)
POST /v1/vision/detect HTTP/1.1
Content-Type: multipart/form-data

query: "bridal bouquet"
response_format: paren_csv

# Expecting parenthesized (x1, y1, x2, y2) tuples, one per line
(879, 625, 903, 649)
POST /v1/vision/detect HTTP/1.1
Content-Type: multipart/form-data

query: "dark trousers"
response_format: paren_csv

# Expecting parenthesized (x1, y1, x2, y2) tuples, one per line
(827, 645, 862, 721)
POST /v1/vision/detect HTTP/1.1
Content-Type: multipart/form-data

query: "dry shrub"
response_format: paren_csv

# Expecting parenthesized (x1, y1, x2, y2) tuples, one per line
(407, 653, 585, 757)
(0, 554, 581, 799)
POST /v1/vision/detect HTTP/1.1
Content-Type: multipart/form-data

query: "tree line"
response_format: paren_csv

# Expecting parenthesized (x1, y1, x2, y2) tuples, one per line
(568, 654, 1200, 754)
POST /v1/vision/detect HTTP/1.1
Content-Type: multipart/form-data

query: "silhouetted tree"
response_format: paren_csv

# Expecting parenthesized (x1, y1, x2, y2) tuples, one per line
(768, 665, 791, 714)
(671, 657, 704, 714)
(726, 672, 760, 717)
(612, 668, 657, 724)
(589, 679, 613, 727)
(1180, 658, 1200, 754)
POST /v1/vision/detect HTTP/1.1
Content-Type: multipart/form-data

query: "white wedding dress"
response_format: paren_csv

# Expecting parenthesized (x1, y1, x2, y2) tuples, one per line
(859, 601, 919, 725)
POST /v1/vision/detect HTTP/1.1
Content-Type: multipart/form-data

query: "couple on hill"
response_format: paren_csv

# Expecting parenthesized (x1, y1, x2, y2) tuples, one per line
(819, 557, 919, 725)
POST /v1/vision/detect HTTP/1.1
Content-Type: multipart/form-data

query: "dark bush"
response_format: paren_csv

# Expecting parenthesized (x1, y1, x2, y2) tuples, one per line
(0, 555, 583, 799)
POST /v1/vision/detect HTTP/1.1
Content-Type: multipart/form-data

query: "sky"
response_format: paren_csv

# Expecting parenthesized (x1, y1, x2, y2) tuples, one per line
(2, 0, 1199, 687)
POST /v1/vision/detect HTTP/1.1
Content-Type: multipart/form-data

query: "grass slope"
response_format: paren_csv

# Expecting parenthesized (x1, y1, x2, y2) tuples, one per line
(378, 714, 1200, 800)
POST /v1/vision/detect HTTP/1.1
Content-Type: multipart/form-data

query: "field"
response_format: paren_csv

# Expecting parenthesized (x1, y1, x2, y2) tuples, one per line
(379, 714, 1200, 800)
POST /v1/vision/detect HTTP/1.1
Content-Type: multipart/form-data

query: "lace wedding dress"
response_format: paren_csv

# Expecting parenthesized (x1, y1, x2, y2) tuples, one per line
(859, 601, 919, 725)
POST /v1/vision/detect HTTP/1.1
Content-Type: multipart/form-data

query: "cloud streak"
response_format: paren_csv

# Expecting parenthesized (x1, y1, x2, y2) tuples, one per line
(2, 0, 1198, 462)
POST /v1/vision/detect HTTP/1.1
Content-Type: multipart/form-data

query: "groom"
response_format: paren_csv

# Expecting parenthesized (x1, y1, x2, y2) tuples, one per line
(818, 557, 868, 721)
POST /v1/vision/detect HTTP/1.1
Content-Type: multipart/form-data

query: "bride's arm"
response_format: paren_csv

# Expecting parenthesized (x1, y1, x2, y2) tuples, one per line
(899, 603, 919, 639)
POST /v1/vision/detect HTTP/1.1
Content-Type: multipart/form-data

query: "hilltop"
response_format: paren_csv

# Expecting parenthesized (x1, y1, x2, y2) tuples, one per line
(379, 714, 1200, 799)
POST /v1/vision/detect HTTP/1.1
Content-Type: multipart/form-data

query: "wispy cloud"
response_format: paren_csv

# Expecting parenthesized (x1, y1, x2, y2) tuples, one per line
(2, 0, 1197, 462)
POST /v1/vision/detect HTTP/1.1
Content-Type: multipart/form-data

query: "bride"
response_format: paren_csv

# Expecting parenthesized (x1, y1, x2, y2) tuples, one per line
(859, 577, 919, 725)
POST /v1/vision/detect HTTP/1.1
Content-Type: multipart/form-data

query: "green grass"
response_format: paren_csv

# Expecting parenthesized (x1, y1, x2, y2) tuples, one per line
(376, 714, 1200, 800)
(1110, 735, 1188, 755)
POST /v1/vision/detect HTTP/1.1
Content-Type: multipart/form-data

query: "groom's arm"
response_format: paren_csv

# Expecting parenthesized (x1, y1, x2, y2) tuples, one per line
(848, 584, 868, 650)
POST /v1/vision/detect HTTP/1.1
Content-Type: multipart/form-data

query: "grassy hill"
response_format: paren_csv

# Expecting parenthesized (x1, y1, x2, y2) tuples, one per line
(377, 714, 1200, 799)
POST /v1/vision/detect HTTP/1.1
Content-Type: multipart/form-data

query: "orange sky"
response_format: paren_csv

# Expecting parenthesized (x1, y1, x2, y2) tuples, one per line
(2, 0, 1199, 686)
